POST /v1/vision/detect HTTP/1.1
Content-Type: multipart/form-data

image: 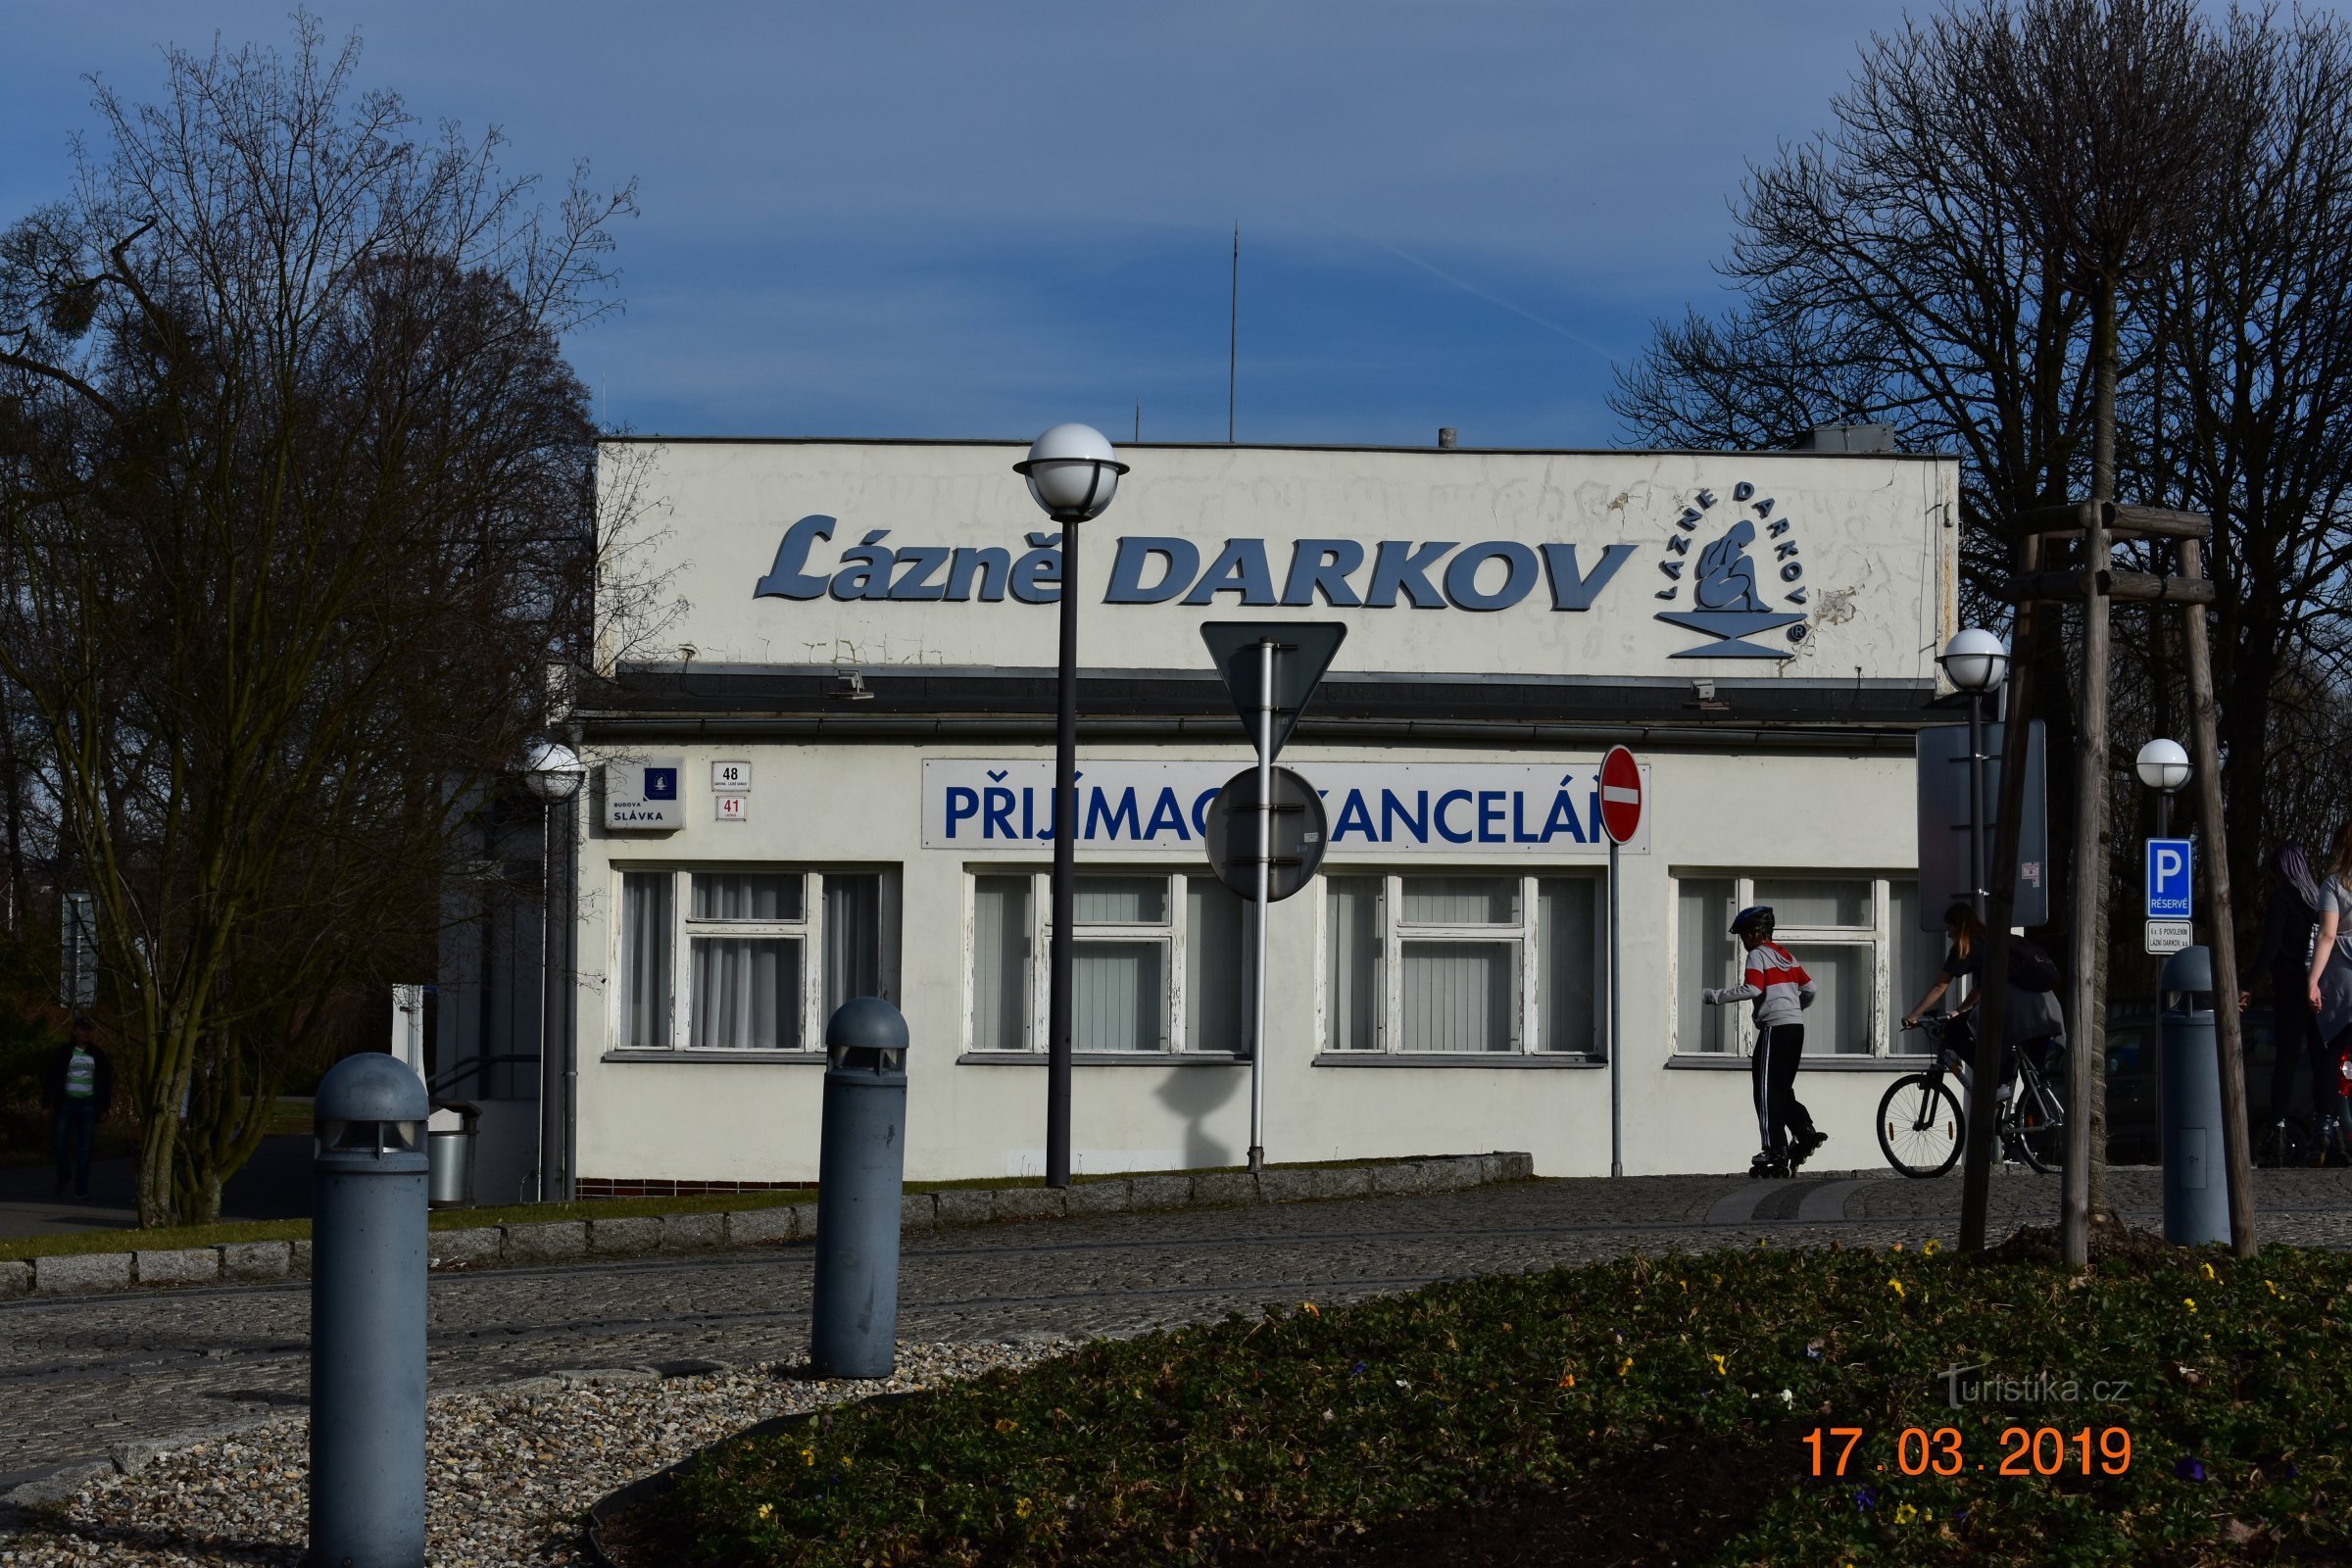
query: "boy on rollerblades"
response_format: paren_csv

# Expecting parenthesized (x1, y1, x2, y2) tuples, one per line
(1702, 906, 1826, 1178)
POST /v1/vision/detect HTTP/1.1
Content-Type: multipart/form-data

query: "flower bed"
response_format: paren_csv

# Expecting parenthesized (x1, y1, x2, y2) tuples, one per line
(645, 1239, 2352, 1565)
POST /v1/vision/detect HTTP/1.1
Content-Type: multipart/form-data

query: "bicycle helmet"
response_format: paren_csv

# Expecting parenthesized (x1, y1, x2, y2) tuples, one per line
(1729, 905, 1775, 938)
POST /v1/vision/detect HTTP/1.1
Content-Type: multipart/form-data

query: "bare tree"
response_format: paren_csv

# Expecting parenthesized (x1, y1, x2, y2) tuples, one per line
(1613, 0, 2352, 1170)
(0, 17, 644, 1223)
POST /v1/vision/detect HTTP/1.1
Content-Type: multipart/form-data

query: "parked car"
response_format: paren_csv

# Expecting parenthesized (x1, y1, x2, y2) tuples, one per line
(2103, 1003, 2287, 1166)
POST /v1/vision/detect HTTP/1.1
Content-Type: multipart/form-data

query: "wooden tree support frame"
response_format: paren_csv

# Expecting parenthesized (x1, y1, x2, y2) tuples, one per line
(1958, 505, 2257, 1264)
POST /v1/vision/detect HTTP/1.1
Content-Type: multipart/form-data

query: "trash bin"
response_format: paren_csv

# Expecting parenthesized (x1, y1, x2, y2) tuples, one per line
(426, 1101, 480, 1209)
(2160, 946, 2228, 1247)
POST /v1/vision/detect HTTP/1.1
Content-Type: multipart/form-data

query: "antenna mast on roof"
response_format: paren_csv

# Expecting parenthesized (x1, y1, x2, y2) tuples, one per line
(1228, 222, 1239, 444)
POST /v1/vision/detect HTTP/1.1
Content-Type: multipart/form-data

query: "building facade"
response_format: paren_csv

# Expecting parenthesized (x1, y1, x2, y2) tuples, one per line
(447, 437, 1964, 1188)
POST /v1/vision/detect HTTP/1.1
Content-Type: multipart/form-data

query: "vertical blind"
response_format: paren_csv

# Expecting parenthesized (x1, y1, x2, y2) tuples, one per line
(1074, 941, 1165, 1051)
(1185, 876, 1247, 1054)
(1540, 878, 1598, 1054)
(1676, 878, 1735, 1054)
(1326, 876, 1383, 1052)
(1399, 941, 1514, 1052)
(971, 875, 1029, 1052)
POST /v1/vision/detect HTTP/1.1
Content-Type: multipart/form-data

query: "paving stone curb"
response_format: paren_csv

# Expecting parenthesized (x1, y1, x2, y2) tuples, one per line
(6, 1152, 1531, 1301)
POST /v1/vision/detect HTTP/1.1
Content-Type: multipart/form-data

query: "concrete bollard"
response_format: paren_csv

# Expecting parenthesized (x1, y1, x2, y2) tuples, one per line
(809, 997, 909, 1379)
(2160, 947, 2229, 1248)
(310, 1053, 430, 1568)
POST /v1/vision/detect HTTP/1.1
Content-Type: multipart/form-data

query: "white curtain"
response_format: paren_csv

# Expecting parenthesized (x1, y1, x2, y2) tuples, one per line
(618, 872, 673, 1049)
(691, 936, 800, 1050)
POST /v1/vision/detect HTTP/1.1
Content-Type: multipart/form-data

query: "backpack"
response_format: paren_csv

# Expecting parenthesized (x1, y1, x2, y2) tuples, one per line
(2007, 936, 2062, 994)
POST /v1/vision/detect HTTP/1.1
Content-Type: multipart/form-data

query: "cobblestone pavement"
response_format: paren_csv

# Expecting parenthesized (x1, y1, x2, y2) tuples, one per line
(7, 1165, 2350, 1488)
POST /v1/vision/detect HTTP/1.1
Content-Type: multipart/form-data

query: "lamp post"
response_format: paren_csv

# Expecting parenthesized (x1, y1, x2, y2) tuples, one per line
(1937, 629, 2010, 918)
(2135, 737, 2191, 843)
(1013, 424, 1128, 1190)
(520, 739, 584, 1203)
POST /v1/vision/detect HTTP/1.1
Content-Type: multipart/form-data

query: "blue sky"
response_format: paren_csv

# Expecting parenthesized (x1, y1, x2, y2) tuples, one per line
(5, 2, 1955, 446)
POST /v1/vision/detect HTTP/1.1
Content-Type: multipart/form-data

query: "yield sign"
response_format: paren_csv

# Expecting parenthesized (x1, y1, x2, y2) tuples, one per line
(1199, 622, 1348, 760)
(1598, 745, 1643, 845)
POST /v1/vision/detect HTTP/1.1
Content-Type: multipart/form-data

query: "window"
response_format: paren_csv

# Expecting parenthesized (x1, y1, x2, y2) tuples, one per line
(966, 871, 1249, 1055)
(1673, 873, 1926, 1057)
(1322, 872, 1600, 1055)
(614, 868, 891, 1053)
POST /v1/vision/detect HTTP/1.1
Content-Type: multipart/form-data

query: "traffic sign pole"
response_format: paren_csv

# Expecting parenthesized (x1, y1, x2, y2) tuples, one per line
(1250, 637, 1273, 1177)
(1597, 746, 1644, 1180)
(1609, 835, 1623, 1179)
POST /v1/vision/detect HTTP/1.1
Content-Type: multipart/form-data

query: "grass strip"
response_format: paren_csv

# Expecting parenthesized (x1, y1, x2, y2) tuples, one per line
(0, 1156, 1433, 1261)
(661, 1240, 2352, 1566)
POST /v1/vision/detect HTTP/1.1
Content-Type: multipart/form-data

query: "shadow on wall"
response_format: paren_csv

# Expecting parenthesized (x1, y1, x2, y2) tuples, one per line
(1155, 1065, 1243, 1169)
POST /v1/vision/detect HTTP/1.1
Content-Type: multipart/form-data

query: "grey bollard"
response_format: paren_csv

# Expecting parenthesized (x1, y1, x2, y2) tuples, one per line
(311, 1053, 430, 1568)
(809, 997, 909, 1379)
(2160, 946, 2229, 1248)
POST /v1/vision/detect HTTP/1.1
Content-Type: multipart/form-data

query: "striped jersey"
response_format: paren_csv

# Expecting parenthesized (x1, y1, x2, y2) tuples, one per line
(1709, 941, 1817, 1028)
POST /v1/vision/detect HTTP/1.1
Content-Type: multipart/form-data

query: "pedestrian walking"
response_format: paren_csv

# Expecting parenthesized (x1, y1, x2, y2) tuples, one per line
(43, 1016, 114, 1199)
(2249, 843, 2328, 1127)
(2305, 823, 2352, 1153)
(1701, 905, 1825, 1178)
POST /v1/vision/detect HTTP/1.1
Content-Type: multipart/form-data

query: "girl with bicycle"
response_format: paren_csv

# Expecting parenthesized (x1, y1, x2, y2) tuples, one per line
(1900, 902, 2067, 1099)
(1881, 903, 2068, 1177)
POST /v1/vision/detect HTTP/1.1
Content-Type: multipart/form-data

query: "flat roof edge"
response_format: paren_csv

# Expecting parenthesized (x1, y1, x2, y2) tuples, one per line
(595, 435, 1951, 462)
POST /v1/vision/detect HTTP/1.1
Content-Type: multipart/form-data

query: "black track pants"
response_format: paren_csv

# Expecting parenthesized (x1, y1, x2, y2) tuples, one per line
(1752, 1024, 1815, 1159)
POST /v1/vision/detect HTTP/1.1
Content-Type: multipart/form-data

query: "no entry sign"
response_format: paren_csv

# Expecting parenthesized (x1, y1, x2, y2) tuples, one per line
(1598, 746, 1643, 846)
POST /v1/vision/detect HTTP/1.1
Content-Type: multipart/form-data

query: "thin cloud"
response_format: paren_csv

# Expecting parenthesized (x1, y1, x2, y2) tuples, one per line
(1360, 235, 1620, 363)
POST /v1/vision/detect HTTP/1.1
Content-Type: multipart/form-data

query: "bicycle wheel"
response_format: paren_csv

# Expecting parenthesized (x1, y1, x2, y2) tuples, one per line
(1879, 1073, 1966, 1178)
(2010, 1072, 2067, 1174)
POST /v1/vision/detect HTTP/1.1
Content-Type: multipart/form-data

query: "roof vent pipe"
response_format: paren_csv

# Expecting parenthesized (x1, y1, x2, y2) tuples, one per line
(1438, 427, 1457, 449)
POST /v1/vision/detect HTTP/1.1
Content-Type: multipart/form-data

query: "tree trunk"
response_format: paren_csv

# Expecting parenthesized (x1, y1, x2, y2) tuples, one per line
(2066, 273, 2120, 1263)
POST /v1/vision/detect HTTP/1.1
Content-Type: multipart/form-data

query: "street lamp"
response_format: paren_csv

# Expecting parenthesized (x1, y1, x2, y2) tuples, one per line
(1013, 424, 1128, 1191)
(2135, 737, 2191, 840)
(519, 740, 584, 1202)
(1938, 629, 2009, 915)
(519, 740, 585, 804)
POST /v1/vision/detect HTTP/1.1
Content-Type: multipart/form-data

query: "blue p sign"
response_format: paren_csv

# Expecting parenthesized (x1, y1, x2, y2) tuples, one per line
(2146, 838, 2193, 919)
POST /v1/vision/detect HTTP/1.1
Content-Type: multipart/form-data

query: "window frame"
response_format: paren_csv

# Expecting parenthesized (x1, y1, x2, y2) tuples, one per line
(611, 864, 897, 1055)
(1320, 870, 1604, 1058)
(1670, 871, 1918, 1058)
(962, 867, 1252, 1057)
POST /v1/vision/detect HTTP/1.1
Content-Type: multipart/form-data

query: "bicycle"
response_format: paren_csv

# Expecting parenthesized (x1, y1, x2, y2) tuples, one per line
(1878, 1012, 2068, 1179)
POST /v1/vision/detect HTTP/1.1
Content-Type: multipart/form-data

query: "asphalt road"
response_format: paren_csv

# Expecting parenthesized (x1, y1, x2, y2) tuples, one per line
(5, 1164, 2350, 1490)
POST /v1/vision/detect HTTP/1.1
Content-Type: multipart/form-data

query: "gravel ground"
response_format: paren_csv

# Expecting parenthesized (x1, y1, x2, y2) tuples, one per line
(0, 1339, 1075, 1568)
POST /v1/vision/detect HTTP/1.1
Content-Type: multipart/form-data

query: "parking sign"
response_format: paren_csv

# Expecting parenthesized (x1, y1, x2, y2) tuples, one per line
(2145, 838, 2193, 920)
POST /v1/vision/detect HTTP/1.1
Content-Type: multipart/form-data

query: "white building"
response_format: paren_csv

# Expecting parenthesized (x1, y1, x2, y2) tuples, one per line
(438, 434, 1966, 1193)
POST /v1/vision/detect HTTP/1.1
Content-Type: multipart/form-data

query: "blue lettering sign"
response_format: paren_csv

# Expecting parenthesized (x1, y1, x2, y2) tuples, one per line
(1182, 538, 1278, 606)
